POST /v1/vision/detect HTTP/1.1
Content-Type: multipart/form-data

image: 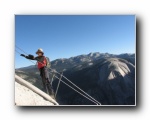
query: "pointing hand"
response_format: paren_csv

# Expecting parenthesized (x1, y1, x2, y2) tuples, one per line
(20, 54, 26, 57)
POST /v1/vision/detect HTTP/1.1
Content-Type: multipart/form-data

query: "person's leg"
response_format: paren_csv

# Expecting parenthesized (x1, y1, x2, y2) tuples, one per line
(40, 68, 46, 92)
(43, 67, 55, 98)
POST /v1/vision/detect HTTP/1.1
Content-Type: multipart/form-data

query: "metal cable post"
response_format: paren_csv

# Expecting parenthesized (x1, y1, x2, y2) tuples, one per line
(55, 72, 63, 98)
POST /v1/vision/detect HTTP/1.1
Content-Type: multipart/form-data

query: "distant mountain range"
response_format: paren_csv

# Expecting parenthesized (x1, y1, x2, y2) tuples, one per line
(17, 52, 135, 71)
(16, 52, 135, 105)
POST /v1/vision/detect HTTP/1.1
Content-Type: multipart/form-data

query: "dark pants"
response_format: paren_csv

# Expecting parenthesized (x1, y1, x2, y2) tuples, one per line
(39, 67, 54, 96)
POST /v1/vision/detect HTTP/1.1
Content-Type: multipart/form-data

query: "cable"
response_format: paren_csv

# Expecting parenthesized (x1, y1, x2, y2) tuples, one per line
(15, 46, 100, 105)
(16, 50, 98, 105)
(15, 49, 21, 55)
(16, 49, 99, 104)
(51, 69, 101, 105)
(15, 45, 101, 105)
(16, 49, 36, 65)
(55, 72, 63, 98)
(15, 45, 28, 55)
(54, 75, 98, 105)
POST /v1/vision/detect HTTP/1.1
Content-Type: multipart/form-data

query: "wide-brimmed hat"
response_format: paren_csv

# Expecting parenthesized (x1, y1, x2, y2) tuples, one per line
(36, 48, 44, 54)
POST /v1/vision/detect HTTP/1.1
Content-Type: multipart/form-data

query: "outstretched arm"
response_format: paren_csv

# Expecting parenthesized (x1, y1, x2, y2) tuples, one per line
(20, 54, 35, 60)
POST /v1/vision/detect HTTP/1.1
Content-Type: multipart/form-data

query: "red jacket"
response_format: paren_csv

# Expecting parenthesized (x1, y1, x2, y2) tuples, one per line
(37, 56, 47, 69)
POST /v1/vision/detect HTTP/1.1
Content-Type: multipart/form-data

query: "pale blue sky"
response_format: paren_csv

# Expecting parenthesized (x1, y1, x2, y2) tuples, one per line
(15, 15, 135, 68)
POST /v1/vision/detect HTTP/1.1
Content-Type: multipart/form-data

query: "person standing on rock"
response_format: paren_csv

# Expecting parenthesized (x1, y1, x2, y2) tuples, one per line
(20, 48, 55, 99)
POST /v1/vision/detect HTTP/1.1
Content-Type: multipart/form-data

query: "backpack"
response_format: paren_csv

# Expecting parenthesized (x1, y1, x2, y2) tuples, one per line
(45, 57, 51, 68)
